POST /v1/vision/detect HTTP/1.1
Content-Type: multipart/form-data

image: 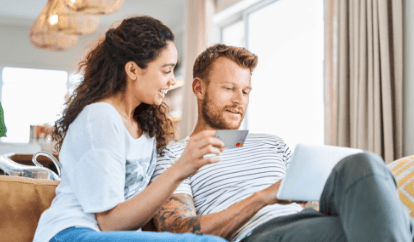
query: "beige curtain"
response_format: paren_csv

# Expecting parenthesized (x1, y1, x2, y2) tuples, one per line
(325, 0, 403, 163)
(178, 0, 215, 140)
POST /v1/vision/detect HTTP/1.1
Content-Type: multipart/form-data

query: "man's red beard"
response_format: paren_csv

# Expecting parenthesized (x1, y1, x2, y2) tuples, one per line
(201, 91, 243, 130)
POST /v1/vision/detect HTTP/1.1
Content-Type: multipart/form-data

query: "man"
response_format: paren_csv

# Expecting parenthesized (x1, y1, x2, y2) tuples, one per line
(150, 44, 414, 241)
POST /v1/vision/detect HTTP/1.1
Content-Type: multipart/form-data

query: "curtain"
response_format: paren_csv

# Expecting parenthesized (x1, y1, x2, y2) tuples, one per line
(324, 0, 403, 163)
(178, 0, 215, 140)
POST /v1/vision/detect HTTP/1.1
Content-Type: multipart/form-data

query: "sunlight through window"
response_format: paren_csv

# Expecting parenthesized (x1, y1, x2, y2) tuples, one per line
(247, 0, 324, 150)
(219, 0, 324, 150)
(1, 67, 67, 143)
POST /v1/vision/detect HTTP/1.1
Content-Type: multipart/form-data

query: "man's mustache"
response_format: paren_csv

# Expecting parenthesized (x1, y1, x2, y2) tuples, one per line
(224, 105, 244, 114)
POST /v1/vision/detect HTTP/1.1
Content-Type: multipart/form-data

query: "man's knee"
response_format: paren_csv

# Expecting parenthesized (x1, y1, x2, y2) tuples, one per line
(333, 152, 391, 181)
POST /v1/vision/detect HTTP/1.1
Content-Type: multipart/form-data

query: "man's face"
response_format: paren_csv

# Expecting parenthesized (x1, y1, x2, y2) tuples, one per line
(201, 57, 252, 130)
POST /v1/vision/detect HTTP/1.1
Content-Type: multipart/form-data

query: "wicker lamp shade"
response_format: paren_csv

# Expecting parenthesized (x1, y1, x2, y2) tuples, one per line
(30, 1, 79, 51)
(65, 0, 124, 15)
(30, 30, 78, 51)
(31, 0, 100, 37)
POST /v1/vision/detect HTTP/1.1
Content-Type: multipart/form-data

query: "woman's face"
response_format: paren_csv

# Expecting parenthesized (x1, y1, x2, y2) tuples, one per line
(134, 40, 178, 106)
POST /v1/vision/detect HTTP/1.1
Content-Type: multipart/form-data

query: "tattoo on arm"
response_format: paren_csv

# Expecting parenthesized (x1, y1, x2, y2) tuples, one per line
(154, 194, 202, 234)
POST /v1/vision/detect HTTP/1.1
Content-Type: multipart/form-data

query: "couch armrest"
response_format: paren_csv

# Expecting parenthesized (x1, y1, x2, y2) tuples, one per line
(0, 176, 59, 242)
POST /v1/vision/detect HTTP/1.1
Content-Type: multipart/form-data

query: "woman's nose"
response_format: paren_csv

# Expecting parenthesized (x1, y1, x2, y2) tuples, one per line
(169, 74, 177, 86)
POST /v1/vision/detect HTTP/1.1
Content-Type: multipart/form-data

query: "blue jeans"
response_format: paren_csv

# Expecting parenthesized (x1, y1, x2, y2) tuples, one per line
(50, 227, 227, 242)
(242, 152, 414, 242)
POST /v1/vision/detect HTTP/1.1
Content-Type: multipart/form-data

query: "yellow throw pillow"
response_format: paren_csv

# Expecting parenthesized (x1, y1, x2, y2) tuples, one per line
(387, 155, 414, 218)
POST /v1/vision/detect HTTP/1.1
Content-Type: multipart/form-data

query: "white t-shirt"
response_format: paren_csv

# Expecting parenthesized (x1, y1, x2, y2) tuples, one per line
(151, 133, 303, 242)
(34, 102, 156, 242)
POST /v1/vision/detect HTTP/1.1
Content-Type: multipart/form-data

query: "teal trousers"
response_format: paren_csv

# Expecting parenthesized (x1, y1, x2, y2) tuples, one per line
(242, 153, 414, 242)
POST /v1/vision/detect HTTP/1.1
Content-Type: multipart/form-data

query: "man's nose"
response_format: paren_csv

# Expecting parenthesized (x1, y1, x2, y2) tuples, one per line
(232, 89, 244, 104)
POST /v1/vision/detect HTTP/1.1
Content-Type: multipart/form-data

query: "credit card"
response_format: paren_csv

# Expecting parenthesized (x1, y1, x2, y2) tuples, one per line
(214, 130, 249, 149)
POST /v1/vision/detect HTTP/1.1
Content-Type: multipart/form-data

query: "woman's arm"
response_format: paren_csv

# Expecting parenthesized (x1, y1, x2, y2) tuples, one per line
(96, 163, 185, 231)
(96, 130, 225, 231)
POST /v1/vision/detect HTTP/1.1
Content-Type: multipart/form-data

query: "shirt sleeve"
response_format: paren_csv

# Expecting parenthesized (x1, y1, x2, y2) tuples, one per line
(283, 142, 293, 168)
(151, 146, 193, 197)
(270, 135, 292, 168)
(62, 106, 126, 213)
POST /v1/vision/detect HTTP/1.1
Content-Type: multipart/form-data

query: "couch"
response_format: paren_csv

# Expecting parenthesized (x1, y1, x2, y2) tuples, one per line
(1, 155, 414, 242)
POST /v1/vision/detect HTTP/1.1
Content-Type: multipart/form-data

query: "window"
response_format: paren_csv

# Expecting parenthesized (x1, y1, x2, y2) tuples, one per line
(217, 0, 324, 150)
(1, 67, 68, 143)
(222, 20, 245, 47)
(221, 19, 247, 130)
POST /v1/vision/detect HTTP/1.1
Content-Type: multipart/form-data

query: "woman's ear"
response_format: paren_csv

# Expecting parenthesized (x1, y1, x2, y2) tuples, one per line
(192, 78, 205, 99)
(124, 61, 143, 81)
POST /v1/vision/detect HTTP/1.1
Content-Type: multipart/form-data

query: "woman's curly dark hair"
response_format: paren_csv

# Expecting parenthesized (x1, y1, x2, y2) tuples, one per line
(53, 16, 176, 155)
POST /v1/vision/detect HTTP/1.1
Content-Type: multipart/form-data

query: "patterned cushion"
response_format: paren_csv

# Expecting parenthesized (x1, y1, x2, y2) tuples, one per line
(387, 155, 414, 218)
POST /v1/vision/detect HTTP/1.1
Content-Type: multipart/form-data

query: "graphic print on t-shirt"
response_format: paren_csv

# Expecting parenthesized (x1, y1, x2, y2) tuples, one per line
(124, 148, 156, 200)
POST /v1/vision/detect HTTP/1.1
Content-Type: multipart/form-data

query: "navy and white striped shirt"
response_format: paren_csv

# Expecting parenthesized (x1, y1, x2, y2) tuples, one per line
(151, 133, 303, 241)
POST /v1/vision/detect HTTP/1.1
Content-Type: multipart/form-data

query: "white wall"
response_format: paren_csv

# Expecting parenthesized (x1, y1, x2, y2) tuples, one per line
(0, 25, 105, 73)
(404, 0, 414, 156)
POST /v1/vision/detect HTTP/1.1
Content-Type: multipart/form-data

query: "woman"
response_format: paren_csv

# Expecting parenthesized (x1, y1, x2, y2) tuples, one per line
(34, 16, 226, 242)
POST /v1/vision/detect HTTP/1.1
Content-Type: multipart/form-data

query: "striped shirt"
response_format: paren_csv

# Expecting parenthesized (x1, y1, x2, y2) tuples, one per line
(151, 133, 303, 241)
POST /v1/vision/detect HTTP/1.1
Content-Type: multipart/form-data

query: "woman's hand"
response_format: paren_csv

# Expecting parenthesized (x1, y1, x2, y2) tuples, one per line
(173, 130, 225, 180)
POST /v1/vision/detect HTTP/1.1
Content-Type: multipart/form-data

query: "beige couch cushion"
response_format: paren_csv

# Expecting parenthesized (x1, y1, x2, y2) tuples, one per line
(0, 176, 59, 242)
(0, 175, 159, 242)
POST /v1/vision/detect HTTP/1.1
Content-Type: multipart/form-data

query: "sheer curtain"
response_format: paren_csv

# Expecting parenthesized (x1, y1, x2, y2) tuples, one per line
(178, 0, 215, 140)
(324, 0, 403, 163)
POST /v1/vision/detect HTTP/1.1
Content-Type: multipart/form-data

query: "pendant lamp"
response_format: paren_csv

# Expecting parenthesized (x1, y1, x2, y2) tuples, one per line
(32, 0, 100, 37)
(30, 0, 78, 50)
(65, 0, 124, 15)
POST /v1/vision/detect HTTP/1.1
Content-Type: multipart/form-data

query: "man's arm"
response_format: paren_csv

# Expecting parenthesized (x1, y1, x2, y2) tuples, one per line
(154, 180, 292, 240)
(154, 193, 267, 240)
(154, 194, 202, 234)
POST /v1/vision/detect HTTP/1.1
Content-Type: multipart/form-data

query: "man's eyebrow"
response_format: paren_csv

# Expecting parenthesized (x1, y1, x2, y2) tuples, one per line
(222, 82, 252, 89)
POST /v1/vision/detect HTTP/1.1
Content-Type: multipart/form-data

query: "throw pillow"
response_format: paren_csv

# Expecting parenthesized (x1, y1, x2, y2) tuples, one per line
(387, 155, 414, 218)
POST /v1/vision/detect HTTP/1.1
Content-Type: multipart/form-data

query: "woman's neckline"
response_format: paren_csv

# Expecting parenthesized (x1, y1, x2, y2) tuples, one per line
(93, 102, 145, 141)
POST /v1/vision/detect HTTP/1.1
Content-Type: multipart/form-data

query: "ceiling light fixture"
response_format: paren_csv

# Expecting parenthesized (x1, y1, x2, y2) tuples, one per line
(30, 0, 78, 50)
(65, 0, 124, 15)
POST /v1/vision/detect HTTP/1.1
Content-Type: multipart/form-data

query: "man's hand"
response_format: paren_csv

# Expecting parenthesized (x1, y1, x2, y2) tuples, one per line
(256, 180, 307, 207)
(301, 201, 320, 210)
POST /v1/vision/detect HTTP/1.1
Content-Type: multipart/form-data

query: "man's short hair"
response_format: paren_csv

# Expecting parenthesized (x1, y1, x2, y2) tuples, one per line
(193, 44, 258, 83)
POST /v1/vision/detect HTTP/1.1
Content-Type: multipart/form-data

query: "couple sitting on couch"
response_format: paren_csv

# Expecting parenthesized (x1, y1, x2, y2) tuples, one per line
(34, 16, 414, 242)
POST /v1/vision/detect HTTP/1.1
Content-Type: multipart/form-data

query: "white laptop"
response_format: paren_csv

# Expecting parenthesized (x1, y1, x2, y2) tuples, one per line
(276, 143, 363, 202)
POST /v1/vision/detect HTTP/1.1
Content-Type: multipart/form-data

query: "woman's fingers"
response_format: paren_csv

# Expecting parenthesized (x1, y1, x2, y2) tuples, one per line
(192, 137, 225, 152)
(199, 145, 222, 157)
(190, 131, 225, 150)
(194, 155, 222, 168)
(190, 130, 216, 143)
